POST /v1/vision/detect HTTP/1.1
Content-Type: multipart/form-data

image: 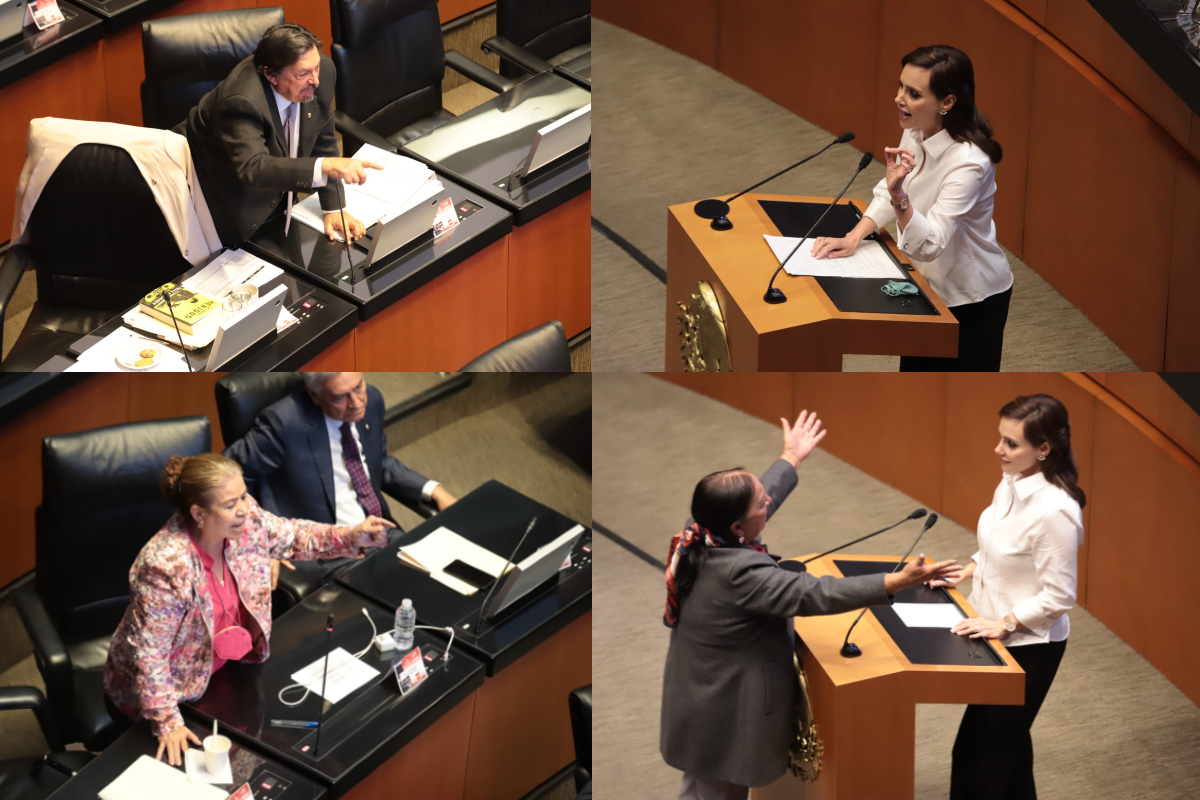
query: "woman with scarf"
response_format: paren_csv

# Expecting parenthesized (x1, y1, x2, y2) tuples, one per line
(660, 411, 961, 800)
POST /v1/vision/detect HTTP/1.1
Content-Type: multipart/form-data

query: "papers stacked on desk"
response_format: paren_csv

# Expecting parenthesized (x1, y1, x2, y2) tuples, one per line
(99, 755, 228, 800)
(291, 144, 445, 242)
(764, 234, 903, 279)
(64, 329, 191, 372)
(123, 249, 285, 349)
(397, 527, 510, 596)
(290, 646, 380, 703)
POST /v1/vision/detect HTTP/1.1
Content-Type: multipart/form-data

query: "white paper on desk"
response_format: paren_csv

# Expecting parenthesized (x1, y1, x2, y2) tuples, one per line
(183, 249, 281, 301)
(398, 527, 509, 596)
(99, 755, 229, 800)
(892, 603, 965, 628)
(290, 647, 379, 704)
(765, 235, 903, 279)
(351, 144, 435, 205)
(184, 749, 233, 785)
(65, 328, 191, 372)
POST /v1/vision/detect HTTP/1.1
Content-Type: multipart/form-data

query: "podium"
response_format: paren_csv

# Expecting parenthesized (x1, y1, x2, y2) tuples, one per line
(666, 194, 959, 371)
(754, 554, 1025, 800)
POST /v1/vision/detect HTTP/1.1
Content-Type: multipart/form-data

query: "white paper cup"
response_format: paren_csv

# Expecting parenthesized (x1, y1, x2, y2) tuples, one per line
(203, 734, 231, 775)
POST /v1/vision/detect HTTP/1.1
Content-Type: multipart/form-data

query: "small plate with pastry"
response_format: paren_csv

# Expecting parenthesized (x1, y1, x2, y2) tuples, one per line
(116, 339, 164, 370)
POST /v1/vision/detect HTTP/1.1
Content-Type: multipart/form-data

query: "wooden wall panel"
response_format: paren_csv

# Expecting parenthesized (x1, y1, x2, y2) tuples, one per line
(717, 1, 880, 154)
(438, 0, 488, 24)
(941, 372, 1099, 606)
(1045, 0, 1192, 150)
(1191, 113, 1200, 163)
(873, 0, 1040, 257)
(126, 373, 227, 451)
(507, 191, 591, 339)
(103, 0, 258, 128)
(592, 0, 719, 68)
(792, 373, 947, 512)
(299, 329, 356, 370)
(0, 43, 109, 249)
(0, 374, 130, 589)
(652, 372, 794, 427)
(271, 0, 331, 55)
(1087, 394, 1200, 707)
(1102, 373, 1200, 467)
(353, 237, 508, 370)
(1008, 0, 1046, 25)
(1023, 35, 1183, 369)
(1167, 158, 1200, 371)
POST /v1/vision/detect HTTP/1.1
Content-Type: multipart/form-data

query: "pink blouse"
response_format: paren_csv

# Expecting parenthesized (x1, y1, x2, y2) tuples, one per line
(187, 529, 247, 672)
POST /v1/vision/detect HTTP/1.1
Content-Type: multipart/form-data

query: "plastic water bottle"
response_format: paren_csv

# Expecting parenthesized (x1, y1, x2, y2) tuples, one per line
(394, 599, 416, 651)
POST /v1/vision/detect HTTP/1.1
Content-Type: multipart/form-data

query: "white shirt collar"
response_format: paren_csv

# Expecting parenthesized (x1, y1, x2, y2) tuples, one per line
(323, 414, 353, 436)
(1008, 470, 1050, 501)
(913, 127, 955, 161)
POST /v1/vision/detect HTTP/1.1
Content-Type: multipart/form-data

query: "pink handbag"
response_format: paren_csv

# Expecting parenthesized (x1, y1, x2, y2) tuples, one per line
(212, 625, 253, 661)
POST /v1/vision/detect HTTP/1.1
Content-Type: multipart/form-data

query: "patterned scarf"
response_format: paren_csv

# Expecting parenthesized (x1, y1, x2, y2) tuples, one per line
(663, 521, 768, 628)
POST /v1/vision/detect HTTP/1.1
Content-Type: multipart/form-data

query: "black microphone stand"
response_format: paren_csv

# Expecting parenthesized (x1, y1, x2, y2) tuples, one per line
(694, 133, 854, 231)
(161, 288, 193, 372)
(791, 509, 926, 572)
(313, 613, 334, 756)
(333, 179, 359, 287)
(764, 153, 874, 305)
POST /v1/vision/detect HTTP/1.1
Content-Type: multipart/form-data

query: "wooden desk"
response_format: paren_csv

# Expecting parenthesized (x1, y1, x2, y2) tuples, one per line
(665, 194, 958, 371)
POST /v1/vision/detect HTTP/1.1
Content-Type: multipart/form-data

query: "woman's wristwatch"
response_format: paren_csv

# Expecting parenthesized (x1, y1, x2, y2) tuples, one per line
(1002, 614, 1017, 633)
(890, 193, 909, 211)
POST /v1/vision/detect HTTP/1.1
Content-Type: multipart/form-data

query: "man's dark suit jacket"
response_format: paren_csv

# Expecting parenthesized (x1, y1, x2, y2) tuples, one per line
(222, 384, 430, 528)
(185, 53, 341, 247)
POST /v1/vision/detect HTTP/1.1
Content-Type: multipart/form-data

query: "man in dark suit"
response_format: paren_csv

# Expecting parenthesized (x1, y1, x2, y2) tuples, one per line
(223, 372, 457, 594)
(185, 23, 382, 247)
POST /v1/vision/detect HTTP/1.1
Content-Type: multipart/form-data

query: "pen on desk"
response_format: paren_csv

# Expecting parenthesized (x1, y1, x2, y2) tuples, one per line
(270, 719, 319, 729)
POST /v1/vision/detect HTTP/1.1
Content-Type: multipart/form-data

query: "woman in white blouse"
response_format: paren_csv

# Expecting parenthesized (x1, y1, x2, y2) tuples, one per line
(928, 394, 1084, 799)
(811, 45, 1013, 371)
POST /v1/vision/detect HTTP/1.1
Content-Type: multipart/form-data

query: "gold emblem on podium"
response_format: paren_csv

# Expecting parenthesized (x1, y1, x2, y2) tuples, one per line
(676, 281, 731, 372)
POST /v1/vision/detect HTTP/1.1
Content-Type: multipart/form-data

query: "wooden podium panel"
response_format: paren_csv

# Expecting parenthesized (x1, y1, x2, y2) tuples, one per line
(665, 194, 958, 371)
(755, 554, 1024, 800)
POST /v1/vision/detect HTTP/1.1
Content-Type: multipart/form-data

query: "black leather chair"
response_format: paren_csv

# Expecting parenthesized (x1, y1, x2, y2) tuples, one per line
(459, 320, 572, 372)
(329, 0, 513, 156)
(140, 7, 286, 131)
(13, 416, 212, 751)
(214, 373, 435, 616)
(482, 0, 590, 81)
(569, 684, 591, 791)
(0, 687, 94, 800)
(0, 145, 193, 371)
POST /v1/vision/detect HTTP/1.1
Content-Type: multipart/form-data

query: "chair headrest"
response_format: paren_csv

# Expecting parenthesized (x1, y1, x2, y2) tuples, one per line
(460, 321, 572, 372)
(215, 373, 306, 445)
(142, 7, 285, 85)
(333, 0, 436, 48)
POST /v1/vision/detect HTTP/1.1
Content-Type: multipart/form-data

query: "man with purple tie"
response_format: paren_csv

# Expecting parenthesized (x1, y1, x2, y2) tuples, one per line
(222, 372, 456, 602)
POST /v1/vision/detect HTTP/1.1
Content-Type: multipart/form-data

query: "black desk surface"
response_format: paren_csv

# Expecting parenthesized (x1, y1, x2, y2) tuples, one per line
(337, 480, 592, 676)
(554, 51, 591, 88)
(244, 175, 513, 321)
(402, 72, 591, 226)
(71, 0, 183, 30)
(834, 559, 1006, 667)
(45, 718, 328, 800)
(183, 584, 485, 799)
(34, 250, 359, 371)
(0, 2, 104, 92)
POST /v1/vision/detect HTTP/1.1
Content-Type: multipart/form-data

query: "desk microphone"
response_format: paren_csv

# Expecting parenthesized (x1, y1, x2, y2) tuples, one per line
(333, 179, 357, 286)
(313, 613, 334, 756)
(784, 508, 926, 573)
(478, 517, 537, 622)
(840, 512, 938, 658)
(764, 151, 874, 305)
(161, 288, 193, 373)
(694, 131, 855, 231)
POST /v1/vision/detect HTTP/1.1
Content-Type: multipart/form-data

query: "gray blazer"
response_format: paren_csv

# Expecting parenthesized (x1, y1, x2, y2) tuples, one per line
(660, 459, 891, 788)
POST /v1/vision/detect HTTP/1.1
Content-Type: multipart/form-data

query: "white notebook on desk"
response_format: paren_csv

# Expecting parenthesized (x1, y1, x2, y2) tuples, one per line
(99, 754, 229, 800)
(397, 527, 510, 595)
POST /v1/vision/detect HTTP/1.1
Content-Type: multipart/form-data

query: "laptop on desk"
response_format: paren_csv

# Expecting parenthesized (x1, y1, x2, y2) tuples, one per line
(520, 104, 591, 180)
(0, 0, 30, 41)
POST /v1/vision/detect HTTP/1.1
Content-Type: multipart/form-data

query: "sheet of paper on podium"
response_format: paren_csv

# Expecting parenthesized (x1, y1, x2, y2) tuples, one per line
(764, 235, 902, 279)
(892, 603, 965, 628)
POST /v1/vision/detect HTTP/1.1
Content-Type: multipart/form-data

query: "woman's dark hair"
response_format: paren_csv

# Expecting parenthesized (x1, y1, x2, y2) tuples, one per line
(901, 45, 1002, 164)
(691, 468, 755, 542)
(162, 454, 243, 516)
(999, 395, 1086, 508)
(254, 23, 323, 78)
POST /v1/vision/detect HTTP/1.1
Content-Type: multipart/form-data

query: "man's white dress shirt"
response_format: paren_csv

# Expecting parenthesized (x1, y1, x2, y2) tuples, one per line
(970, 470, 1084, 647)
(323, 415, 439, 527)
(864, 127, 1012, 307)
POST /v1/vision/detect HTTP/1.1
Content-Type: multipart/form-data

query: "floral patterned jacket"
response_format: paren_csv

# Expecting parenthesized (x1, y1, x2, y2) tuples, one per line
(103, 495, 367, 736)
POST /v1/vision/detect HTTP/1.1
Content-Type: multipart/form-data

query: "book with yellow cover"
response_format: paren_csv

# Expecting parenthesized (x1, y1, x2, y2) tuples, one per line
(139, 283, 219, 334)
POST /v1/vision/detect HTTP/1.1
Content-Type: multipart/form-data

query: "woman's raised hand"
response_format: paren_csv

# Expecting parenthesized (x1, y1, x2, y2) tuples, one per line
(351, 516, 396, 549)
(884, 147, 916, 196)
(781, 410, 827, 468)
(156, 724, 202, 766)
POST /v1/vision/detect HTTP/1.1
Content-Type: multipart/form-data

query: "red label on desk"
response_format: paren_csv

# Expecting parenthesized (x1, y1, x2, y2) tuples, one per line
(25, 0, 64, 29)
(432, 198, 459, 234)
(395, 647, 429, 694)
(230, 783, 255, 800)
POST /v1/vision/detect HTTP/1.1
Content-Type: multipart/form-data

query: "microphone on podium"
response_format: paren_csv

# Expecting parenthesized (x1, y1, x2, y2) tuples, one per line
(693, 131, 856, 231)
(840, 513, 939, 658)
(764, 150, 875, 305)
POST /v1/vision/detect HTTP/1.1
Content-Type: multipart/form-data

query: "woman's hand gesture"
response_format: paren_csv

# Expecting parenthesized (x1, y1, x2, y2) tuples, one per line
(781, 410, 827, 468)
(351, 516, 396, 549)
(156, 724, 202, 766)
(883, 147, 916, 196)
